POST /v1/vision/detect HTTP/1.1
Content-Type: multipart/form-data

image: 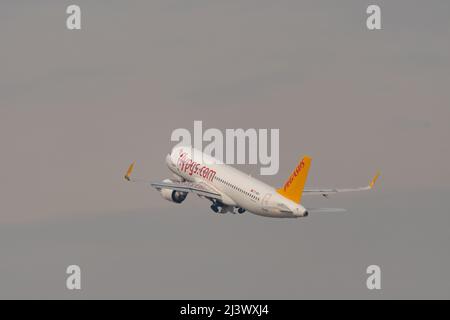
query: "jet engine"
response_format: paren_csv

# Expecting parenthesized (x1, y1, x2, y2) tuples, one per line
(160, 188, 188, 204)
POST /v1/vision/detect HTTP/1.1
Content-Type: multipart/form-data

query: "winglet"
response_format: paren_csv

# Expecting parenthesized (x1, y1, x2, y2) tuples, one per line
(369, 172, 380, 189)
(124, 161, 136, 181)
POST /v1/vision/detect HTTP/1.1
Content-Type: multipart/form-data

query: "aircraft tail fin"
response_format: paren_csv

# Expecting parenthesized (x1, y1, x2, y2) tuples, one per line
(277, 156, 311, 204)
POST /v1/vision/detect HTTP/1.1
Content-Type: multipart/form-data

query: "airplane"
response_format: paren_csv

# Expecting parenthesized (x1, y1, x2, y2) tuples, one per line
(124, 145, 379, 218)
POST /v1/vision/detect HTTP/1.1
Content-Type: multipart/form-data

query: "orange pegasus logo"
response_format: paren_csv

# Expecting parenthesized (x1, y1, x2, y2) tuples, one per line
(284, 160, 305, 191)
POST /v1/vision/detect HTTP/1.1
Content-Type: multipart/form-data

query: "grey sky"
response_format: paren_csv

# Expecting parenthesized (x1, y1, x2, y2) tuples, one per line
(0, 0, 449, 298)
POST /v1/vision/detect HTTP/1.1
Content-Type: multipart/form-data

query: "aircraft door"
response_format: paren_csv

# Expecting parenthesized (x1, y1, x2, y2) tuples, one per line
(262, 193, 272, 207)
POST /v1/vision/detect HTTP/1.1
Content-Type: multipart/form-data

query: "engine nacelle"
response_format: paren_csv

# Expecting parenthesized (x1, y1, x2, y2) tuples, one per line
(160, 188, 188, 204)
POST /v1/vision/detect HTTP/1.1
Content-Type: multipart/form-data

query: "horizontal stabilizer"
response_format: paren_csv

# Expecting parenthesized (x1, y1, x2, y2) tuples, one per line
(303, 172, 380, 196)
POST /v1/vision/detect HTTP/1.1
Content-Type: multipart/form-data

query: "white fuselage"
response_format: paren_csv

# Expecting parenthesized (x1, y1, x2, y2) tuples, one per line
(165, 146, 308, 218)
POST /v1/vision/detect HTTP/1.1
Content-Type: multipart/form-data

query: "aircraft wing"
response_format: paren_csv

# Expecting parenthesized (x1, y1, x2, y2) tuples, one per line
(123, 162, 222, 200)
(303, 173, 380, 197)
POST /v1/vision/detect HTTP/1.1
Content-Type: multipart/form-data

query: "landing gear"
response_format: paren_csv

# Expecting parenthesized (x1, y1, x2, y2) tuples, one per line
(210, 203, 224, 213)
(232, 207, 246, 214)
(211, 202, 244, 215)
